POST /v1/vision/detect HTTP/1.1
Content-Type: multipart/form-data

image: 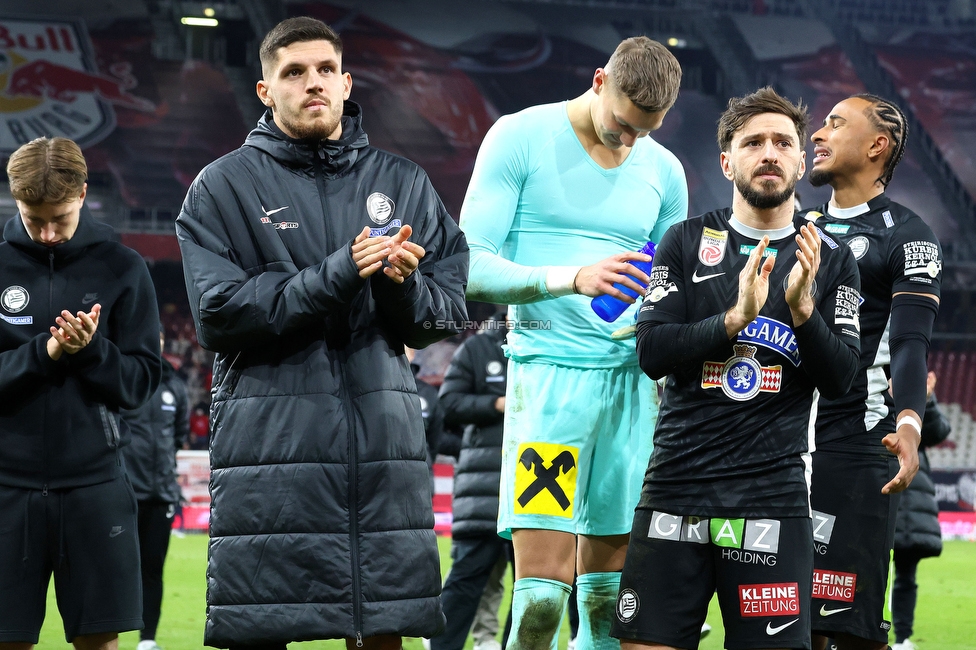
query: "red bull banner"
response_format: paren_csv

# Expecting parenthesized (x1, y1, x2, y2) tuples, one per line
(0, 17, 155, 154)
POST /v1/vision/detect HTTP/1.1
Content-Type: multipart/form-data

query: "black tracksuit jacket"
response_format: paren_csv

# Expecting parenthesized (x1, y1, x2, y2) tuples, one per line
(0, 208, 161, 490)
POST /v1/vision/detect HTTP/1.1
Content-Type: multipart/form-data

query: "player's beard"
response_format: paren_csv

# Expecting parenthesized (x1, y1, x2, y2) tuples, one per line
(734, 163, 799, 210)
(277, 101, 343, 141)
(808, 167, 834, 187)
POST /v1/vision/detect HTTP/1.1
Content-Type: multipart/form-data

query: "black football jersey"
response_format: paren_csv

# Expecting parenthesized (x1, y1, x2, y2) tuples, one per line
(803, 195, 942, 452)
(636, 208, 861, 518)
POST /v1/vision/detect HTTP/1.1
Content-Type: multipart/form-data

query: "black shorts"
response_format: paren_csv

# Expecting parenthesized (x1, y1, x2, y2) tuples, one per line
(810, 448, 899, 643)
(0, 477, 143, 643)
(611, 509, 813, 650)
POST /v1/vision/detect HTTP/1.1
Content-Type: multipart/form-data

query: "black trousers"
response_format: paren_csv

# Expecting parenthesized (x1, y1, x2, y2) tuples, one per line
(137, 499, 175, 641)
(430, 534, 514, 650)
(892, 549, 925, 643)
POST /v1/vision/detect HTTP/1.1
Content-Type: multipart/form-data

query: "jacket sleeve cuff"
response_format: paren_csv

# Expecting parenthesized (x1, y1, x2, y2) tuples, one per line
(64, 333, 108, 371)
(32, 334, 65, 374)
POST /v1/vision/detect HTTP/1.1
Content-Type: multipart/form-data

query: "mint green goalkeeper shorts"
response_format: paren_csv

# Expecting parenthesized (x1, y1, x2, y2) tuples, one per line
(497, 359, 658, 539)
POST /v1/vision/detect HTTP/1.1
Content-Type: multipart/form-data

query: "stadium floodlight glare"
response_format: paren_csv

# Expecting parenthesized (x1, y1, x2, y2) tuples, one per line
(181, 16, 219, 27)
(667, 37, 688, 48)
(204, 7, 216, 17)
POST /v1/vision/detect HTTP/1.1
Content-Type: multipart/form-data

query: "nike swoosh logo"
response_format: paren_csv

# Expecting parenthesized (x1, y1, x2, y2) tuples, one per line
(109, 529, 124, 538)
(692, 270, 725, 283)
(820, 605, 852, 617)
(261, 205, 290, 216)
(82, 297, 98, 305)
(766, 618, 799, 635)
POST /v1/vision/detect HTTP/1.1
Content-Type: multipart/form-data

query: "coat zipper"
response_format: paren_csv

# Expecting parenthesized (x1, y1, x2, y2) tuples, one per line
(316, 147, 363, 643)
(45, 251, 54, 490)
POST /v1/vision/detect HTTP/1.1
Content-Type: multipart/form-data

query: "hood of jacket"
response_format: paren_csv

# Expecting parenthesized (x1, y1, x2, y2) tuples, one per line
(4, 205, 117, 264)
(244, 100, 370, 177)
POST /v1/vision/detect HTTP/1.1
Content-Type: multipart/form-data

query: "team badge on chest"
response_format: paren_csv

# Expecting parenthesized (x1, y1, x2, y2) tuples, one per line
(702, 344, 781, 401)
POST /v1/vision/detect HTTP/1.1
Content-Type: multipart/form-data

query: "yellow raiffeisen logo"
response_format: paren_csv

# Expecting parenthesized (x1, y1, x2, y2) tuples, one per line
(0, 18, 155, 154)
(514, 442, 578, 518)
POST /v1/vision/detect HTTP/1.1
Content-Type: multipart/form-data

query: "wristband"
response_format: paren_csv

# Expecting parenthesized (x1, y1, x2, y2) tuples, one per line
(896, 416, 922, 439)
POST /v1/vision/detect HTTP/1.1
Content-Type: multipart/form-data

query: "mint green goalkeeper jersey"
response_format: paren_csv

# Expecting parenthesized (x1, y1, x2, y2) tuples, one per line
(460, 101, 688, 368)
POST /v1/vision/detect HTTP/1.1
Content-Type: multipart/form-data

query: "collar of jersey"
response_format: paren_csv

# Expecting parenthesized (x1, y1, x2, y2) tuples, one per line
(826, 202, 870, 219)
(728, 214, 795, 241)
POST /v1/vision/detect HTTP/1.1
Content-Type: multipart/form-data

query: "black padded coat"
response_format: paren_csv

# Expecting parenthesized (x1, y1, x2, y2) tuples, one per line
(176, 103, 468, 646)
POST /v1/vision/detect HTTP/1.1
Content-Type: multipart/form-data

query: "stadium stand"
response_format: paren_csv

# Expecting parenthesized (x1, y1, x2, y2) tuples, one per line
(4, 0, 976, 443)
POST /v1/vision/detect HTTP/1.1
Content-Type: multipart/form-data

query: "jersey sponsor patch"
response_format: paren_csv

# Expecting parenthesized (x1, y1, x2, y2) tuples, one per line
(902, 240, 942, 278)
(813, 569, 857, 602)
(824, 223, 850, 235)
(848, 236, 870, 260)
(0, 313, 32, 325)
(698, 227, 728, 266)
(1, 285, 29, 313)
(833, 285, 861, 333)
(647, 513, 780, 553)
(739, 244, 777, 258)
(883, 210, 894, 228)
(814, 227, 839, 249)
(737, 316, 801, 366)
(702, 345, 782, 400)
(513, 442, 577, 518)
(370, 219, 402, 237)
(739, 582, 800, 617)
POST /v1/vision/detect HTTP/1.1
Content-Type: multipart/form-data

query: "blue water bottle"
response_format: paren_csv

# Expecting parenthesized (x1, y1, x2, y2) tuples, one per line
(590, 241, 656, 323)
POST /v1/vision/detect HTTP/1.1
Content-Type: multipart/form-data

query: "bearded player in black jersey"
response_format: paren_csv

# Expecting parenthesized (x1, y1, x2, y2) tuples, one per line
(611, 87, 861, 650)
(803, 95, 942, 650)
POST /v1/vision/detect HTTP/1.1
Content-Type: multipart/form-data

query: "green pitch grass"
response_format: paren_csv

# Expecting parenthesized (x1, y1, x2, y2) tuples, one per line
(39, 536, 975, 649)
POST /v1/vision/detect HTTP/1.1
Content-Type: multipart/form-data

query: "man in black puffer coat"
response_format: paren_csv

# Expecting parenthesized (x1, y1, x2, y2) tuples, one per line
(433, 316, 512, 650)
(891, 371, 952, 650)
(176, 16, 468, 650)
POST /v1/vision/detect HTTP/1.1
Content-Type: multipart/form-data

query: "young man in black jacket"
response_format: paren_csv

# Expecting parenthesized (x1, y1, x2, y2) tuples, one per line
(176, 16, 468, 650)
(121, 327, 191, 650)
(0, 137, 161, 649)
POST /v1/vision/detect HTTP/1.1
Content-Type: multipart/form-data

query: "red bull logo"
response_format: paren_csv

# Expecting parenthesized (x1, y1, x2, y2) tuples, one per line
(0, 17, 155, 153)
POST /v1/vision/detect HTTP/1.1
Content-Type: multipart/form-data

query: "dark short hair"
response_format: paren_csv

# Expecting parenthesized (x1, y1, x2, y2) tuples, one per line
(717, 86, 809, 152)
(7, 137, 87, 205)
(850, 93, 909, 187)
(605, 36, 682, 113)
(259, 16, 342, 75)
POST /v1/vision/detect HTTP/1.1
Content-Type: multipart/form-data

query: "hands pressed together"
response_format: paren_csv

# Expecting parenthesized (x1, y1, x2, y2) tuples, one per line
(352, 224, 427, 284)
(725, 223, 821, 337)
(46, 304, 101, 361)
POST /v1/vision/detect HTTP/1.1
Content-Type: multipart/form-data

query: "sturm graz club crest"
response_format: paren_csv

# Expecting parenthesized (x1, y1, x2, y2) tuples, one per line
(701, 344, 782, 401)
(366, 192, 395, 225)
(616, 588, 639, 623)
(1, 285, 29, 313)
(0, 17, 155, 154)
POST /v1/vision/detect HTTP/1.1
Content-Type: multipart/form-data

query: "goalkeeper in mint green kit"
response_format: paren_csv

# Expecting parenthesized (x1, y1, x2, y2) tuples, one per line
(459, 37, 687, 650)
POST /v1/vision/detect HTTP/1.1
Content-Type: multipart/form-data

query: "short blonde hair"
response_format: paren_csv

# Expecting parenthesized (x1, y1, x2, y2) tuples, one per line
(7, 137, 88, 205)
(606, 37, 682, 113)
